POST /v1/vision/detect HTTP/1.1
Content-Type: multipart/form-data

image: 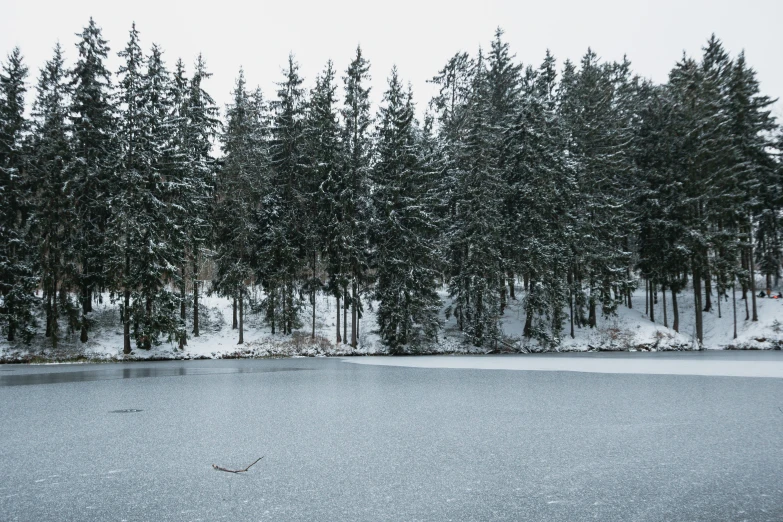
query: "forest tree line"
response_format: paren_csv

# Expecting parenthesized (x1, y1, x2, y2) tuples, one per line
(0, 19, 781, 352)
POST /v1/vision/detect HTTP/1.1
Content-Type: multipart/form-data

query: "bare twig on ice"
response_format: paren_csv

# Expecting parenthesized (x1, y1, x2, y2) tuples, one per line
(212, 456, 264, 474)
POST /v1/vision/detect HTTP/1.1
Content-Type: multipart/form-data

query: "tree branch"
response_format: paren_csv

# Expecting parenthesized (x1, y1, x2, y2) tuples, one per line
(212, 456, 264, 474)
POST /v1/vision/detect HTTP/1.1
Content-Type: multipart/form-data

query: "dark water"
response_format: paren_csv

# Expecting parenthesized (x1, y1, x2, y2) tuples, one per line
(0, 357, 781, 521)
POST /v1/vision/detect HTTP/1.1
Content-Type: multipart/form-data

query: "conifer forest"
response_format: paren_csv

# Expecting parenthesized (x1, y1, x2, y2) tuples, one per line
(1, 19, 781, 354)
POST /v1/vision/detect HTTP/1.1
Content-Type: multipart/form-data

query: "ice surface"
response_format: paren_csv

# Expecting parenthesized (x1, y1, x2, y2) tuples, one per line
(1, 358, 782, 521)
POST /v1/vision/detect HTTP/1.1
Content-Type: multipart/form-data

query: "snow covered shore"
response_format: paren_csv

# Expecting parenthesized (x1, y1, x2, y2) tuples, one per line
(1, 285, 781, 364)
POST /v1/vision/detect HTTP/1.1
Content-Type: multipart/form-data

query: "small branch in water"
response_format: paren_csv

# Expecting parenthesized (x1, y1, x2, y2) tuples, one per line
(212, 457, 264, 474)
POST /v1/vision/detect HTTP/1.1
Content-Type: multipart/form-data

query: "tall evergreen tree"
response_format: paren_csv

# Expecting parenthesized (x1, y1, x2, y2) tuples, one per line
(183, 54, 219, 338)
(30, 44, 73, 344)
(445, 51, 505, 348)
(340, 45, 373, 348)
(0, 47, 36, 342)
(506, 51, 575, 346)
(113, 23, 146, 352)
(726, 51, 779, 309)
(261, 54, 308, 336)
(486, 29, 523, 308)
(168, 58, 192, 348)
(558, 49, 636, 330)
(114, 30, 181, 353)
(304, 60, 341, 341)
(372, 67, 441, 351)
(213, 68, 266, 344)
(68, 18, 116, 342)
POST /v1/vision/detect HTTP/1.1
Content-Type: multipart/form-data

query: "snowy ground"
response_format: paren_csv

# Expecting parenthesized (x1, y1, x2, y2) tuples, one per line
(1, 281, 781, 362)
(345, 352, 783, 378)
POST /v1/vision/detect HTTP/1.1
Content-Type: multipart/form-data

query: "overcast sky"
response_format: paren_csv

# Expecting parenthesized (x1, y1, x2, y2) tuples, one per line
(2, 0, 781, 120)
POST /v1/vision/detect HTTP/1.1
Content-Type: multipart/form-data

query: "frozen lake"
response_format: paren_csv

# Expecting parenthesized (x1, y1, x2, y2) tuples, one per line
(1, 352, 782, 521)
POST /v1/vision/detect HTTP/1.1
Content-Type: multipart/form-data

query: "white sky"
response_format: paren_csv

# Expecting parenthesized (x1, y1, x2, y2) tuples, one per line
(2, 0, 781, 120)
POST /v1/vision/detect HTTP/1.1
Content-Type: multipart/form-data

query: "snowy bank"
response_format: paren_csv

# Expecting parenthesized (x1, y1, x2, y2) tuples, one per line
(1, 284, 781, 364)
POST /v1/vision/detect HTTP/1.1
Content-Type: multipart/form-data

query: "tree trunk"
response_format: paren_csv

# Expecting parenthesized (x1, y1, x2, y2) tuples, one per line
(649, 281, 655, 323)
(312, 288, 316, 340)
(143, 297, 152, 350)
(82, 285, 92, 313)
(499, 278, 506, 315)
(749, 222, 758, 322)
(671, 287, 679, 333)
(523, 302, 533, 338)
(732, 283, 737, 340)
(693, 268, 703, 345)
(343, 284, 347, 344)
(716, 281, 722, 319)
(282, 283, 287, 335)
(179, 264, 187, 349)
(45, 282, 53, 338)
(703, 268, 712, 312)
(270, 289, 275, 335)
(645, 278, 649, 316)
(180, 265, 187, 322)
(123, 288, 131, 354)
(51, 273, 58, 345)
(238, 288, 244, 344)
(287, 280, 293, 335)
(351, 275, 357, 348)
(336, 295, 341, 345)
(741, 249, 748, 302)
(312, 249, 317, 340)
(508, 273, 516, 300)
(662, 283, 668, 328)
(79, 287, 89, 343)
(568, 270, 575, 339)
(233, 296, 237, 329)
(745, 288, 750, 321)
(192, 256, 200, 337)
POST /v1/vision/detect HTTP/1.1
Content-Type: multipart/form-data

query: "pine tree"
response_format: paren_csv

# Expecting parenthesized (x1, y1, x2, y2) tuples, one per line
(140, 43, 182, 347)
(213, 68, 266, 344)
(372, 67, 441, 351)
(113, 23, 146, 352)
(304, 60, 341, 341)
(183, 54, 219, 338)
(726, 51, 778, 313)
(635, 83, 689, 332)
(0, 47, 36, 342)
(558, 49, 636, 330)
(486, 29, 523, 309)
(340, 46, 374, 348)
(428, 52, 475, 285)
(259, 54, 308, 336)
(168, 58, 191, 348)
(30, 44, 74, 345)
(445, 51, 505, 348)
(663, 40, 736, 343)
(68, 18, 116, 342)
(505, 51, 575, 347)
(113, 33, 181, 352)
